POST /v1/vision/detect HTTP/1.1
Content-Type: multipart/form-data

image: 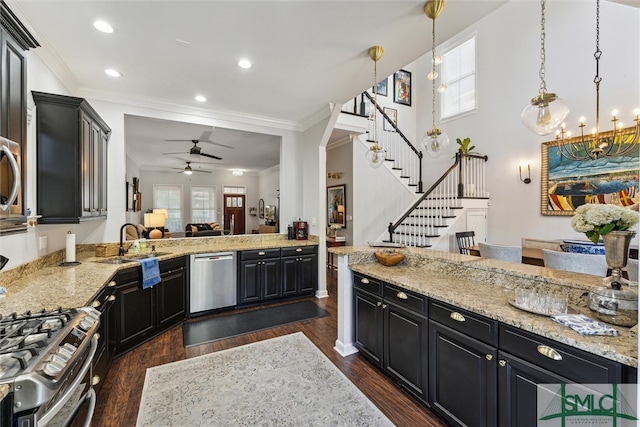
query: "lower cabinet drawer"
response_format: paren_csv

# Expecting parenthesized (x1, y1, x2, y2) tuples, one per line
(353, 273, 382, 296)
(430, 300, 498, 346)
(499, 325, 621, 384)
(384, 284, 427, 316)
(240, 248, 281, 261)
(281, 246, 315, 257)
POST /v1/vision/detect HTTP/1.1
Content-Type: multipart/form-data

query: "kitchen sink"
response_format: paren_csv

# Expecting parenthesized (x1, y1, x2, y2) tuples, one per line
(95, 252, 172, 264)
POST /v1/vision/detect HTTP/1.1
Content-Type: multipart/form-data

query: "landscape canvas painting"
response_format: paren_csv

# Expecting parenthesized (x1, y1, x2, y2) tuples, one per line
(541, 126, 639, 216)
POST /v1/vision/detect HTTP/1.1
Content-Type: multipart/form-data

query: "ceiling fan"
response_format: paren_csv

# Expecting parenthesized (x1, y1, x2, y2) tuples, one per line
(163, 130, 232, 160)
(172, 161, 212, 175)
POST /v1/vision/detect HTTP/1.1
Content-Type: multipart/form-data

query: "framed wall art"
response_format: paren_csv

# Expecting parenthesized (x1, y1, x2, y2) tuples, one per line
(126, 181, 134, 212)
(393, 69, 411, 106)
(375, 77, 388, 97)
(327, 184, 346, 228)
(541, 126, 639, 216)
(383, 107, 397, 131)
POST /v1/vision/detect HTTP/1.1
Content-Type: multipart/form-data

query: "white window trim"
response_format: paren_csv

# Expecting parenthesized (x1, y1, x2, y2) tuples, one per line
(439, 31, 478, 123)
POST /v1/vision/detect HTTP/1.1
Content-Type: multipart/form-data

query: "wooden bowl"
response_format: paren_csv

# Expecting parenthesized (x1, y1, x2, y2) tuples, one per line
(375, 251, 405, 267)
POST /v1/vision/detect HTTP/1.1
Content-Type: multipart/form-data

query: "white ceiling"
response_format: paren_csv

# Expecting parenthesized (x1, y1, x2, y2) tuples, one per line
(11, 0, 506, 174)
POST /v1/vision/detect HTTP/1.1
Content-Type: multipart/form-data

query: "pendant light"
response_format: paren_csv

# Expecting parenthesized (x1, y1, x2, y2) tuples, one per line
(422, 0, 449, 158)
(364, 45, 386, 168)
(521, 0, 569, 135)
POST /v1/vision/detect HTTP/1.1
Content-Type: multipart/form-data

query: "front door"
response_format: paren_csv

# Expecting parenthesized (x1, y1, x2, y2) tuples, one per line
(223, 194, 245, 234)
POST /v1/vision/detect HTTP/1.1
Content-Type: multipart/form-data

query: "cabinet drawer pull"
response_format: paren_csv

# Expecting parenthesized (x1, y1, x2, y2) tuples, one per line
(108, 295, 116, 302)
(537, 345, 562, 360)
(296, 248, 302, 252)
(382, 304, 388, 309)
(449, 312, 465, 322)
(108, 280, 116, 287)
(396, 292, 408, 300)
(485, 354, 493, 361)
(360, 278, 370, 284)
(377, 302, 382, 307)
(91, 300, 101, 308)
(91, 375, 101, 386)
(258, 251, 266, 256)
(499, 360, 507, 367)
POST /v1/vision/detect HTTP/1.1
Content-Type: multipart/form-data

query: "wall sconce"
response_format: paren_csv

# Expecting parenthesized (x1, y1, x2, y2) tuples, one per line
(519, 164, 531, 184)
(327, 172, 342, 179)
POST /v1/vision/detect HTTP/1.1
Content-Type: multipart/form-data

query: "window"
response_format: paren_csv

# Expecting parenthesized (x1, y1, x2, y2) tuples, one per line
(153, 185, 182, 232)
(191, 186, 216, 224)
(223, 186, 245, 195)
(440, 34, 476, 120)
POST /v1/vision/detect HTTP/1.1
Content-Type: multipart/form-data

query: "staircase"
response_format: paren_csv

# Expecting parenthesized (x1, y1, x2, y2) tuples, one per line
(340, 92, 489, 250)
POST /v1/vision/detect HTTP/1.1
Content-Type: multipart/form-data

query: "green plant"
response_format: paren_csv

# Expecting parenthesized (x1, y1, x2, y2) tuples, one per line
(453, 137, 478, 158)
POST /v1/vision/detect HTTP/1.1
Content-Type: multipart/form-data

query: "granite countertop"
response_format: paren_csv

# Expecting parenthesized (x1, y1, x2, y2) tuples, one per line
(334, 246, 638, 368)
(0, 234, 318, 315)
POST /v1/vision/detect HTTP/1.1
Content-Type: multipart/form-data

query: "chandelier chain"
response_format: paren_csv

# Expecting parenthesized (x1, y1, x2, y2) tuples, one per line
(538, 0, 547, 95)
(373, 53, 378, 144)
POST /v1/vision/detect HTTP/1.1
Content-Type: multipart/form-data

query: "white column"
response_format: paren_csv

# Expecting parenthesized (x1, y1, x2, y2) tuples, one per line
(334, 253, 357, 356)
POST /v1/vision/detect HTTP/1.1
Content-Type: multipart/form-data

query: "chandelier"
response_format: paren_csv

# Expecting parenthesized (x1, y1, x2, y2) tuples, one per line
(554, 0, 639, 161)
(520, 0, 569, 136)
(422, 0, 449, 158)
(364, 45, 386, 168)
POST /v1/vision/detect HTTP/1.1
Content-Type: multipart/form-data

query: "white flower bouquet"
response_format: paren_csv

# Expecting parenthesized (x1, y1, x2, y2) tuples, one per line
(570, 204, 639, 244)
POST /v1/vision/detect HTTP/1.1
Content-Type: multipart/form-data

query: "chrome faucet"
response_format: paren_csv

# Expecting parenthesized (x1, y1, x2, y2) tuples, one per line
(119, 223, 139, 256)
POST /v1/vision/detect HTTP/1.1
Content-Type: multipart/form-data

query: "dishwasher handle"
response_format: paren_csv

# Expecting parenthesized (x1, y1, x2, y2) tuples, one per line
(194, 253, 234, 262)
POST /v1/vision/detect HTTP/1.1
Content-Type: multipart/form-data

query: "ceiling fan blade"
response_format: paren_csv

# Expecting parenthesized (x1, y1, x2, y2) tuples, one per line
(200, 140, 233, 149)
(199, 152, 222, 160)
(165, 139, 196, 142)
(178, 169, 211, 174)
(162, 151, 188, 155)
(198, 130, 212, 141)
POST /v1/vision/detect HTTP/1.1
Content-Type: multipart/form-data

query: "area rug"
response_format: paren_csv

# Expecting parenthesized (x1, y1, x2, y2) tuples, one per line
(182, 300, 329, 348)
(136, 332, 394, 427)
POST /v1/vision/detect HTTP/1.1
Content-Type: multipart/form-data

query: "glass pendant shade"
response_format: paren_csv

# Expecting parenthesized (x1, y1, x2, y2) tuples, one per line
(365, 145, 386, 168)
(422, 129, 450, 158)
(520, 93, 570, 136)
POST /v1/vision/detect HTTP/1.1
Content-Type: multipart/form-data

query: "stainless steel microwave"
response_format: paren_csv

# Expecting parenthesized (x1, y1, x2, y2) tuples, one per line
(0, 136, 24, 231)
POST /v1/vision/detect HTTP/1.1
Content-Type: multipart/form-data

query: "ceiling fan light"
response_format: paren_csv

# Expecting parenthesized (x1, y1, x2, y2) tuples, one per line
(184, 170, 193, 175)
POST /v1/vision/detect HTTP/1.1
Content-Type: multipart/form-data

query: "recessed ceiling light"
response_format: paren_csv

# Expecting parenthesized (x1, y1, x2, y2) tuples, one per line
(104, 68, 122, 78)
(232, 169, 243, 176)
(195, 95, 207, 103)
(237, 59, 252, 69)
(93, 20, 114, 34)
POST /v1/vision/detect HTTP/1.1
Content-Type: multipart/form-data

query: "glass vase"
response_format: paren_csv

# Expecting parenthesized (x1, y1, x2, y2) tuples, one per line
(603, 230, 635, 288)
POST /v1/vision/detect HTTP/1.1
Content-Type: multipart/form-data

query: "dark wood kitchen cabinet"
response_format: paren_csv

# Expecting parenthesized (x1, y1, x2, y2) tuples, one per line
(32, 91, 111, 223)
(112, 257, 187, 356)
(353, 273, 429, 403)
(498, 324, 634, 427)
(281, 246, 317, 297)
(237, 248, 281, 305)
(89, 280, 117, 392)
(0, 4, 38, 223)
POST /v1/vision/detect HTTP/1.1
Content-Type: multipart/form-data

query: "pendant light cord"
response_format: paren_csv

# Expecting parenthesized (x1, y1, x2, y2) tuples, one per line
(373, 55, 378, 145)
(538, 0, 548, 96)
(431, 18, 437, 129)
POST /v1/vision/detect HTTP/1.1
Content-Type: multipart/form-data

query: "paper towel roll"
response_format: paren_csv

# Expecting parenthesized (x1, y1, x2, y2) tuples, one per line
(66, 232, 76, 263)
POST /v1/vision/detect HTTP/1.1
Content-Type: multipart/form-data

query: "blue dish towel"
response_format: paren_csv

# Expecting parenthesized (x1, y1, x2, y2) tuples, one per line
(140, 257, 161, 289)
(550, 314, 620, 336)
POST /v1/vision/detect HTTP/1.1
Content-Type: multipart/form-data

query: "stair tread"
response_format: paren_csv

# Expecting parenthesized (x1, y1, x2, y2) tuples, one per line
(393, 232, 440, 238)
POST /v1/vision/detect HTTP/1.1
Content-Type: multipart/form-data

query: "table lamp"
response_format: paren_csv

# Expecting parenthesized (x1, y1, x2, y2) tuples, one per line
(144, 212, 166, 239)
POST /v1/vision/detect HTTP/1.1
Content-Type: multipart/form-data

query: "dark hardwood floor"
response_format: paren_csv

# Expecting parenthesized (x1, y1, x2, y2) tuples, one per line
(93, 271, 446, 427)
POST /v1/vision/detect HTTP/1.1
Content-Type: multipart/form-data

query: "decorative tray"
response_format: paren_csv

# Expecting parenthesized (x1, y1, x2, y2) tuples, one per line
(508, 299, 573, 317)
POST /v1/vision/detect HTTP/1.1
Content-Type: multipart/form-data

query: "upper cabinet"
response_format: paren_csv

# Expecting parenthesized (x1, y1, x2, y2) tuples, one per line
(0, 2, 39, 231)
(32, 92, 111, 223)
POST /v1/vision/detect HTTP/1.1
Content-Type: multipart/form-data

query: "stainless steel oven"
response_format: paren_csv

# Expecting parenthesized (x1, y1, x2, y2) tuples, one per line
(0, 136, 25, 232)
(0, 307, 100, 427)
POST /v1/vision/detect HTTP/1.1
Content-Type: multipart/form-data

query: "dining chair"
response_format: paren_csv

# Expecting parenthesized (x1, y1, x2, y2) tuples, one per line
(542, 249, 608, 276)
(455, 231, 476, 255)
(478, 242, 522, 263)
(626, 258, 638, 283)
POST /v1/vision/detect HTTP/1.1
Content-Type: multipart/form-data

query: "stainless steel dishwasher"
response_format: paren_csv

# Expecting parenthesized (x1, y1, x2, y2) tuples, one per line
(190, 252, 236, 315)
